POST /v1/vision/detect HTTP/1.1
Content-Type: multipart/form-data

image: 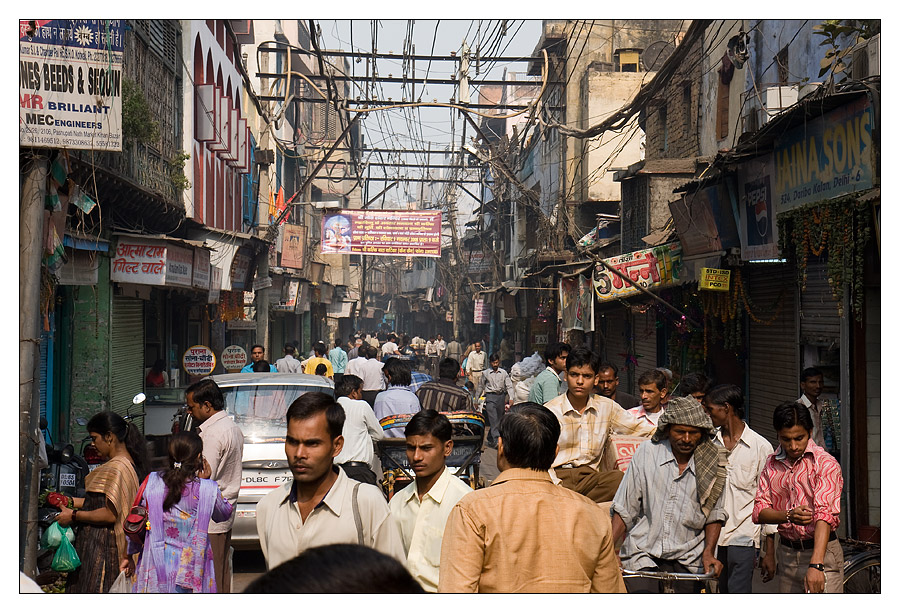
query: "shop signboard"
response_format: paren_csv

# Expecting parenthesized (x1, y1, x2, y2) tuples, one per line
(19, 20, 124, 151)
(220, 345, 247, 372)
(321, 210, 441, 257)
(192, 248, 210, 289)
(474, 298, 491, 324)
(182, 345, 215, 377)
(230, 249, 253, 290)
(699, 268, 731, 291)
(738, 153, 780, 261)
(592, 242, 683, 302)
(207, 266, 222, 304)
(111, 237, 167, 285)
(165, 245, 193, 287)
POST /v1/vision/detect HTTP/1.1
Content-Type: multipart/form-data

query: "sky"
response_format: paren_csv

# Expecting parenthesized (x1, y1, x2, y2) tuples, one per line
(317, 20, 544, 212)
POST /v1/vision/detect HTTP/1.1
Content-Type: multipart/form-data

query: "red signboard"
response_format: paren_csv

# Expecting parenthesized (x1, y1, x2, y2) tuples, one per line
(321, 210, 441, 257)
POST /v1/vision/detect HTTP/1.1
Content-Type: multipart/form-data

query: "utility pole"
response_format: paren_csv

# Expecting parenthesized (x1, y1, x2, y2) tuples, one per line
(20, 152, 48, 577)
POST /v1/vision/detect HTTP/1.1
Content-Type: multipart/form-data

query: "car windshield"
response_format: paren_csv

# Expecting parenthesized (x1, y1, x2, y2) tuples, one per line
(221, 385, 333, 443)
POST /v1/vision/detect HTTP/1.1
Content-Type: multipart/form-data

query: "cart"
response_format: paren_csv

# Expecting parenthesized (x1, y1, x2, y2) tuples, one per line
(376, 411, 485, 499)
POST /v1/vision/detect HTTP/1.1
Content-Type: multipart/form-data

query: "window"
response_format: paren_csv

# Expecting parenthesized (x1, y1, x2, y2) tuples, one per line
(776, 46, 789, 84)
(716, 79, 730, 140)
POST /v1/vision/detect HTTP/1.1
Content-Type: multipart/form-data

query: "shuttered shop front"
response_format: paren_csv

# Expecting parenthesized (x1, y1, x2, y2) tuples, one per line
(746, 264, 799, 445)
(110, 296, 145, 424)
(800, 257, 840, 345)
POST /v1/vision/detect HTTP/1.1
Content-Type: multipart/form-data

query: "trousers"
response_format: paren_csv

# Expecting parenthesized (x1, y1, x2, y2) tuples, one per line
(777, 536, 844, 593)
(554, 465, 623, 503)
(208, 531, 232, 593)
(716, 545, 757, 593)
(482, 392, 506, 446)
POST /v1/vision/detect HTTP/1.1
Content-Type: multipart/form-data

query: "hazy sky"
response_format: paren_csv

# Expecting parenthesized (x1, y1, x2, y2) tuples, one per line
(318, 20, 544, 208)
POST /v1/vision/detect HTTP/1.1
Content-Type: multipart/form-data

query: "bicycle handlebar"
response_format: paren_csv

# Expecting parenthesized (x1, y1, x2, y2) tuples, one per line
(621, 569, 717, 581)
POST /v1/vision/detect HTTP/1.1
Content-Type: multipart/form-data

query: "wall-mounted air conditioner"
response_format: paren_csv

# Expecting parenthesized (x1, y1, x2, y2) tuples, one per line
(851, 34, 880, 80)
(504, 264, 516, 280)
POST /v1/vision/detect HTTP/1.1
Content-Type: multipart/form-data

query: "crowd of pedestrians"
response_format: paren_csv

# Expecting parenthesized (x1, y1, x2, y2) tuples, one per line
(47, 328, 845, 595)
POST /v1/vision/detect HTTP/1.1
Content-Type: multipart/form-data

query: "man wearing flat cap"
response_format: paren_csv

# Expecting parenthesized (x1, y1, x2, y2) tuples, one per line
(610, 396, 729, 593)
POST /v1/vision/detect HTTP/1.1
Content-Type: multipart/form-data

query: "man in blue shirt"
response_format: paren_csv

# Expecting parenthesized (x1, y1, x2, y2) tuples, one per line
(328, 337, 349, 385)
(528, 342, 570, 404)
(241, 344, 276, 373)
(374, 358, 422, 438)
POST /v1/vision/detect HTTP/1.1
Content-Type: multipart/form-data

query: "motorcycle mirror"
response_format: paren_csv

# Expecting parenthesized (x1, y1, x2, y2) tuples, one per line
(60, 444, 75, 463)
(132, 393, 147, 405)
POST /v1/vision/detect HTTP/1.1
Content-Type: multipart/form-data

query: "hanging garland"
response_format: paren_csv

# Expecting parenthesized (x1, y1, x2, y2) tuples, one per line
(777, 196, 873, 320)
(700, 269, 786, 354)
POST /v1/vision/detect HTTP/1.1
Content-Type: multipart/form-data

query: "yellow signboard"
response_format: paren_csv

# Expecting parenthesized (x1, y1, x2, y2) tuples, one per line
(700, 268, 731, 291)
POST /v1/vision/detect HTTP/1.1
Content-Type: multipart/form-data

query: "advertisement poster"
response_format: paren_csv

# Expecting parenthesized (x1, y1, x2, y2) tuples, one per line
(593, 242, 683, 302)
(474, 298, 491, 324)
(738, 153, 780, 261)
(281, 224, 307, 269)
(220, 345, 247, 372)
(182, 345, 216, 377)
(19, 20, 124, 151)
(559, 275, 594, 332)
(321, 210, 442, 257)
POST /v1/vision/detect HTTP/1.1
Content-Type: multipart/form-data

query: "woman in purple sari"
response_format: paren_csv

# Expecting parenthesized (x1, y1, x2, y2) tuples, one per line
(121, 431, 232, 593)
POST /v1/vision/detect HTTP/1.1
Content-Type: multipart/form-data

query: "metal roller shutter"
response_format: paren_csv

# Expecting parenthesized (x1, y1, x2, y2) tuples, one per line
(800, 257, 841, 344)
(110, 296, 145, 428)
(746, 264, 799, 445)
(633, 308, 659, 376)
(599, 307, 630, 384)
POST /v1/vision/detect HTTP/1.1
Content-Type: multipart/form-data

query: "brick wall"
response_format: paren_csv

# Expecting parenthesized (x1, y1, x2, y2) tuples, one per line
(643, 34, 703, 160)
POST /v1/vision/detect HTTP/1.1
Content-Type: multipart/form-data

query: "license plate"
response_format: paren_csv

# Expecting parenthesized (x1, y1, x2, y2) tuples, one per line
(237, 510, 257, 518)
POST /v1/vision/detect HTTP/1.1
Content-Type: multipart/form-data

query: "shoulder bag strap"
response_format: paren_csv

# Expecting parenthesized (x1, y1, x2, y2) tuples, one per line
(131, 474, 150, 508)
(352, 482, 364, 546)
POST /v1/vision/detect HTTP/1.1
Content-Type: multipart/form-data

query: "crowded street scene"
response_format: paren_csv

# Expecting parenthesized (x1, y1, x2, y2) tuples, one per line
(19, 17, 881, 596)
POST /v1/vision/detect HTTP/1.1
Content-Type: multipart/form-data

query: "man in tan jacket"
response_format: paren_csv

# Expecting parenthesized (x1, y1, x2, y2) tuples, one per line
(438, 402, 626, 593)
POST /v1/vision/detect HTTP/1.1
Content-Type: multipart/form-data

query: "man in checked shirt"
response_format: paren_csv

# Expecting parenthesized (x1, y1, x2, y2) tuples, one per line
(544, 346, 655, 502)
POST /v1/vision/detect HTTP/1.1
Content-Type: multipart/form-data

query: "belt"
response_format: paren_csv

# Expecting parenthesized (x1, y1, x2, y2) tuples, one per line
(780, 532, 837, 550)
(340, 461, 370, 469)
(557, 463, 579, 470)
(485, 391, 505, 395)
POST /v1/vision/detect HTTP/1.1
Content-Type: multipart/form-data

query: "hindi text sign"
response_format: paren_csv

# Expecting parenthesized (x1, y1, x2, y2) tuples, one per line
(182, 345, 216, 377)
(321, 210, 441, 257)
(220, 345, 247, 372)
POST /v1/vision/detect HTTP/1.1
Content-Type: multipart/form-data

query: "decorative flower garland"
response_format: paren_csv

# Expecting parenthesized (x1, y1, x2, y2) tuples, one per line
(777, 196, 873, 320)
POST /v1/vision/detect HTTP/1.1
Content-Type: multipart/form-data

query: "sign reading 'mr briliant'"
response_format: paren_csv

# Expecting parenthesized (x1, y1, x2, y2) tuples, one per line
(19, 20, 124, 151)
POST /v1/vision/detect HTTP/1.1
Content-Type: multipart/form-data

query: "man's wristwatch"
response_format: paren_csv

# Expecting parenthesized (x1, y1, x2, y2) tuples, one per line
(808, 563, 825, 572)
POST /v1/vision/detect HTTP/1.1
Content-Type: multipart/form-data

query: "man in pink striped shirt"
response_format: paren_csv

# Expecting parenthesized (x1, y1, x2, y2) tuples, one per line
(752, 401, 844, 593)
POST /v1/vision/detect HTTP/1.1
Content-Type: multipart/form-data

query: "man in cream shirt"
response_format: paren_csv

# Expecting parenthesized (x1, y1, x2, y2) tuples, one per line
(389, 409, 472, 592)
(256, 392, 404, 571)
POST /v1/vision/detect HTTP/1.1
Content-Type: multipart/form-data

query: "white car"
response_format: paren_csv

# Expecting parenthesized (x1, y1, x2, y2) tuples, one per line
(188, 372, 335, 550)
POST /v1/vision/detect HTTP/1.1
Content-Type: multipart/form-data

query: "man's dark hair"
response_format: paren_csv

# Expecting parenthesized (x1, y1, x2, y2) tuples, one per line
(243, 544, 424, 594)
(284, 344, 295, 355)
(315, 363, 327, 376)
(564, 346, 599, 374)
(335, 374, 363, 398)
(314, 341, 327, 356)
(801, 367, 824, 382)
(705, 383, 745, 419)
(438, 358, 460, 380)
(597, 362, 618, 377)
(251, 344, 265, 353)
(404, 409, 452, 443)
(679, 372, 710, 397)
(366, 344, 378, 359)
(637, 369, 668, 391)
(544, 342, 571, 365)
(383, 357, 412, 386)
(185, 378, 225, 411)
(286, 391, 345, 440)
(334, 337, 342, 347)
(498, 403, 561, 471)
(772, 401, 814, 434)
(489, 352, 500, 363)
(252, 360, 272, 373)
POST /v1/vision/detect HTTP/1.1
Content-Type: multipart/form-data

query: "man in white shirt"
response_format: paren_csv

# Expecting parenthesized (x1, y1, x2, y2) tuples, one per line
(381, 334, 400, 358)
(627, 369, 669, 427)
(435, 334, 447, 359)
(334, 374, 384, 485)
(357, 344, 387, 407)
(255, 391, 404, 571)
(389, 409, 472, 592)
(704, 383, 777, 593)
(275, 343, 303, 373)
(796, 367, 827, 448)
(465, 341, 486, 392)
(185, 379, 244, 592)
(424, 336, 439, 378)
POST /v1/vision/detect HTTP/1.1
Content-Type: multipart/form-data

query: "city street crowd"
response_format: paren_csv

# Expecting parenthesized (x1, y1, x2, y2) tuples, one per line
(40, 329, 843, 594)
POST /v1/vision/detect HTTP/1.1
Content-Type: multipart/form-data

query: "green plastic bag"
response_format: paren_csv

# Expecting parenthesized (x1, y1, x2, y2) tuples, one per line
(51, 533, 81, 572)
(41, 521, 73, 550)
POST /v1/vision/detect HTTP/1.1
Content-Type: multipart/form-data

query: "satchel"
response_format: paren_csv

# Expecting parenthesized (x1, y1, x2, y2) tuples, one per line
(123, 475, 150, 544)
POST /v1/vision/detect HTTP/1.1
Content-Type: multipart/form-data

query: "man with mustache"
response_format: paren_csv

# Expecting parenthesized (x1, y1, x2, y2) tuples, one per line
(255, 392, 404, 571)
(610, 396, 729, 593)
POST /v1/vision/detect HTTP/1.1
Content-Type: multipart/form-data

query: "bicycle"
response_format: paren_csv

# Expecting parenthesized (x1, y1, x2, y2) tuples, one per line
(841, 538, 880, 594)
